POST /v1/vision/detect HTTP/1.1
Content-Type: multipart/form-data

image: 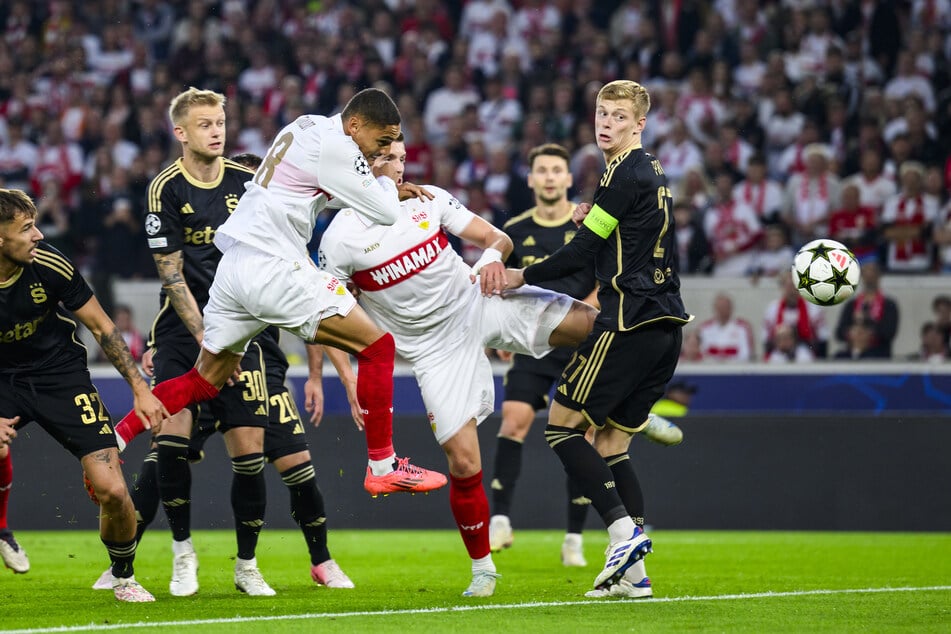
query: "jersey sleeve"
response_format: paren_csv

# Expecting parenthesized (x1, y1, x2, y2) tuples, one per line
(316, 132, 401, 226)
(145, 173, 184, 254)
(34, 244, 94, 311)
(523, 225, 603, 285)
(431, 186, 477, 235)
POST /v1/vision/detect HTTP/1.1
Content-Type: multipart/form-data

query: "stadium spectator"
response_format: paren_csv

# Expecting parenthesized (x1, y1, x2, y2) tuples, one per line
(764, 323, 815, 364)
(834, 260, 900, 359)
(733, 154, 784, 221)
(783, 143, 840, 243)
(828, 182, 879, 262)
(908, 322, 949, 363)
(672, 200, 712, 274)
(843, 147, 897, 213)
(698, 293, 755, 362)
(762, 271, 829, 359)
(705, 171, 762, 277)
(931, 295, 951, 347)
(749, 221, 796, 278)
(880, 161, 940, 272)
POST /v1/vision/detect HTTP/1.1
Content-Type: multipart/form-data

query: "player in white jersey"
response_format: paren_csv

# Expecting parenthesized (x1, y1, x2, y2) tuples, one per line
(113, 88, 446, 497)
(317, 140, 598, 598)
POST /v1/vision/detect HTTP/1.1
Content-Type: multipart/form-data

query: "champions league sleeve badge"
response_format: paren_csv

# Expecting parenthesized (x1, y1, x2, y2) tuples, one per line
(354, 155, 371, 176)
(145, 213, 162, 236)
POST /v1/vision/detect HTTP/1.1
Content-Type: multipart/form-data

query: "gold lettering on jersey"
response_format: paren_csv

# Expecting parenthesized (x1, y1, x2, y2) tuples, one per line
(183, 226, 216, 245)
(520, 254, 548, 267)
(1, 313, 48, 343)
(181, 203, 195, 214)
(651, 159, 665, 176)
(30, 283, 47, 304)
(522, 236, 536, 247)
(363, 242, 380, 254)
(225, 193, 240, 213)
(563, 231, 575, 244)
(653, 268, 665, 284)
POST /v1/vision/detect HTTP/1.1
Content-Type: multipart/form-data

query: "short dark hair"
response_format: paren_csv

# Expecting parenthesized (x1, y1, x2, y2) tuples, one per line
(230, 153, 263, 170)
(527, 143, 570, 169)
(0, 188, 37, 224)
(342, 88, 401, 128)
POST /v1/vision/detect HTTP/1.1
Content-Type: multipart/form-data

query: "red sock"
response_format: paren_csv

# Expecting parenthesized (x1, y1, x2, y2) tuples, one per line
(450, 470, 490, 560)
(356, 333, 396, 461)
(115, 368, 219, 444)
(0, 450, 12, 530)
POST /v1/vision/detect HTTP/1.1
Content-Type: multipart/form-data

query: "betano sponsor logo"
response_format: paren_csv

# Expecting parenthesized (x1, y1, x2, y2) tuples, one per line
(1, 312, 47, 343)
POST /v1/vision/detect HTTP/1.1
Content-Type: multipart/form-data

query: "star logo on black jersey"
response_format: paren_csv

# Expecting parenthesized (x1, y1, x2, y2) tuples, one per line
(145, 213, 162, 236)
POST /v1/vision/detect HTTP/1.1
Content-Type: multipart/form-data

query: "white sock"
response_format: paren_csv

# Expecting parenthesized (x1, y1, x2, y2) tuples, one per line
(564, 532, 583, 545)
(236, 556, 257, 568)
(471, 554, 496, 574)
(172, 538, 194, 557)
(368, 453, 397, 476)
(607, 517, 636, 544)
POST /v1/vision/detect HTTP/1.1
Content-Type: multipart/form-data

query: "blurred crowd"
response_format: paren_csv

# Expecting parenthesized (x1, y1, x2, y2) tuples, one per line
(0, 0, 949, 361)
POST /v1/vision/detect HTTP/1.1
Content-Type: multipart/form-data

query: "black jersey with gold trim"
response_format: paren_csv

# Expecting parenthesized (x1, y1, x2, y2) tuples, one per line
(0, 243, 94, 374)
(591, 147, 689, 331)
(145, 157, 254, 342)
(503, 206, 595, 300)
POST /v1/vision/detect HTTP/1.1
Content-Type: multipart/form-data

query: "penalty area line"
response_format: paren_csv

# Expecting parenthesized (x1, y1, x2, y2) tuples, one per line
(4, 585, 951, 633)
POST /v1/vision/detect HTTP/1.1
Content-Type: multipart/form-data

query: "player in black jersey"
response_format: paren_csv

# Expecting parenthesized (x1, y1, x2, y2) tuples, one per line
(507, 81, 692, 598)
(487, 144, 599, 564)
(0, 188, 165, 601)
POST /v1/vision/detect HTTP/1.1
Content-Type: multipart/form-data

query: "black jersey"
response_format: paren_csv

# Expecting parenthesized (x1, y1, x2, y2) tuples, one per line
(145, 157, 255, 343)
(503, 206, 596, 301)
(258, 326, 288, 387)
(588, 147, 690, 331)
(0, 243, 94, 375)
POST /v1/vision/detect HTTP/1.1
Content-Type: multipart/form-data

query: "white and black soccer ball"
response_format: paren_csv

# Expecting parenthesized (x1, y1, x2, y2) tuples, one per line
(791, 238, 861, 306)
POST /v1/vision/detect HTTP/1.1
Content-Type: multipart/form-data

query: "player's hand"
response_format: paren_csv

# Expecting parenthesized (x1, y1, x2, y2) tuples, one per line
(474, 260, 507, 296)
(573, 203, 591, 227)
(0, 416, 19, 445)
(492, 348, 514, 362)
(133, 390, 171, 431)
(304, 378, 325, 427)
(341, 377, 365, 430)
(346, 281, 361, 299)
(398, 182, 434, 202)
(504, 268, 526, 290)
(141, 348, 155, 377)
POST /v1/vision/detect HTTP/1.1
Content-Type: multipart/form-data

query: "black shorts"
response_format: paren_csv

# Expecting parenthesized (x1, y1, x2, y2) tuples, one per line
(0, 370, 117, 459)
(263, 383, 309, 461)
(503, 348, 573, 411)
(152, 338, 269, 432)
(554, 321, 683, 432)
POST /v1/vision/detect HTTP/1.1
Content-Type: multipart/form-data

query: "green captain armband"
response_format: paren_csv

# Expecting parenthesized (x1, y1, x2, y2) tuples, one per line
(582, 204, 619, 238)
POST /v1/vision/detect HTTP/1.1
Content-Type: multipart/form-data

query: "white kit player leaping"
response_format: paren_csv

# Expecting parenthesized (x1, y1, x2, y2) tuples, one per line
(113, 88, 446, 496)
(315, 139, 598, 597)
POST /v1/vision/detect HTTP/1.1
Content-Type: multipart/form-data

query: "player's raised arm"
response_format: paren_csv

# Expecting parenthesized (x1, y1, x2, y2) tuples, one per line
(72, 295, 170, 429)
(458, 215, 513, 296)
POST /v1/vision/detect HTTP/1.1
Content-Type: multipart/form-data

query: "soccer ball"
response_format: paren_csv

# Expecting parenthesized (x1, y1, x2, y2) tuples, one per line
(791, 238, 861, 306)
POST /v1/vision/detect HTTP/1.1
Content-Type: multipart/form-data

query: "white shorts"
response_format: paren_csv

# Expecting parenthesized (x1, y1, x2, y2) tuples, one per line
(411, 285, 573, 445)
(203, 242, 357, 355)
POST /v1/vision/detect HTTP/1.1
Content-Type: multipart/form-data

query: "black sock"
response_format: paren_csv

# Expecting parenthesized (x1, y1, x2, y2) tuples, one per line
(605, 453, 645, 527)
(232, 453, 266, 561)
(566, 476, 591, 534)
(545, 425, 627, 526)
(281, 461, 330, 566)
(491, 437, 523, 516)
(130, 449, 159, 544)
(156, 435, 192, 543)
(102, 537, 137, 579)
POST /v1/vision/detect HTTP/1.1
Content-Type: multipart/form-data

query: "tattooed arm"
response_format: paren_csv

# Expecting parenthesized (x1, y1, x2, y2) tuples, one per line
(73, 295, 170, 429)
(154, 251, 205, 343)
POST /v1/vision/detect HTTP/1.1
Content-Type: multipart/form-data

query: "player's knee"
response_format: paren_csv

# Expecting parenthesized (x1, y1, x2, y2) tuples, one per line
(544, 424, 585, 449)
(357, 331, 395, 364)
(231, 453, 265, 476)
(92, 477, 129, 510)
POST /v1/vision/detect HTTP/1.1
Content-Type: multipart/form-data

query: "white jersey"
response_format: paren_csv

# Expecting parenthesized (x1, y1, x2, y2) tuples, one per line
(319, 186, 477, 358)
(215, 113, 401, 260)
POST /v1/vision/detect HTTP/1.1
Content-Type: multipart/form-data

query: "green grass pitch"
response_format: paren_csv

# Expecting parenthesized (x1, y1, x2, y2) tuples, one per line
(0, 530, 949, 633)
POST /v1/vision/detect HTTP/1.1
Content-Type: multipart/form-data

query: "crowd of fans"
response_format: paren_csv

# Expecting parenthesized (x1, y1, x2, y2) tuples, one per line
(0, 0, 948, 361)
